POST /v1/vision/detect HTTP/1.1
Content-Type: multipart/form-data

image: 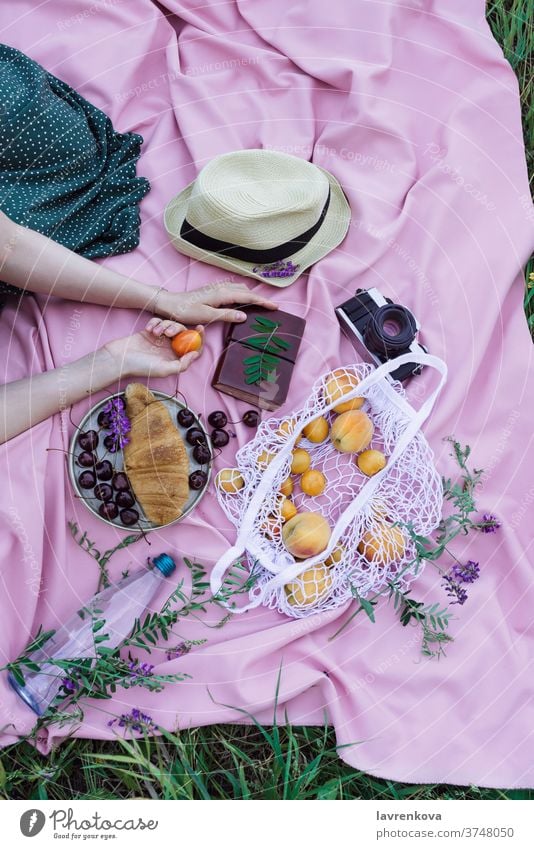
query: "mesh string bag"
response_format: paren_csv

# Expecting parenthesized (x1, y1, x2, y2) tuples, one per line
(211, 352, 447, 618)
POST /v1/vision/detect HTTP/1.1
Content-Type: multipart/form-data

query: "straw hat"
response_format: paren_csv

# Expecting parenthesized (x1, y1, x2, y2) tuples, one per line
(164, 149, 351, 286)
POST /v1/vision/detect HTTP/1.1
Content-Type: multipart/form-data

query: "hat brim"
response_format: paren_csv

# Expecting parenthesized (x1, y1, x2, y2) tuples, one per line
(163, 165, 351, 287)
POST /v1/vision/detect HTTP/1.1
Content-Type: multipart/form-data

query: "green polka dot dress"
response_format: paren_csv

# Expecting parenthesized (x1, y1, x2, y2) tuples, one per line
(0, 44, 151, 297)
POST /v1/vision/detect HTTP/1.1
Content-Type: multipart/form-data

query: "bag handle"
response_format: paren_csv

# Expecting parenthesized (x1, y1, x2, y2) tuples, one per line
(211, 352, 447, 611)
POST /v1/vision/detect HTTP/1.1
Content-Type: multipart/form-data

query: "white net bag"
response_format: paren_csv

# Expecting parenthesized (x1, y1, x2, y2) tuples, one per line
(211, 352, 447, 618)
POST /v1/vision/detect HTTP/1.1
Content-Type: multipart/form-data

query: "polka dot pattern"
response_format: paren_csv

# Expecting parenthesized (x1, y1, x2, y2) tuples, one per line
(0, 44, 151, 299)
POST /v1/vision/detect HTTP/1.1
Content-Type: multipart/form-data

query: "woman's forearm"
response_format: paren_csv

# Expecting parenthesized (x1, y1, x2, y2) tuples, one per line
(0, 211, 161, 313)
(0, 348, 121, 444)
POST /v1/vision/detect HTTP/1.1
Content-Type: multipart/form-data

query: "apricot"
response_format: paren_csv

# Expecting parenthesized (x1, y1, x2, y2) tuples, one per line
(300, 468, 327, 496)
(357, 449, 387, 477)
(261, 515, 282, 540)
(330, 410, 374, 454)
(280, 497, 298, 522)
(282, 511, 331, 558)
(302, 416, 329, 444)
(358, 522, 405, 566)
(291, 448, 311, 475)
(324, 546, 343, 567)
(277, 418, 302, 445)
(279, 476, 294, 497)
(257, 450, 275, 468)
(216, 468, 244, 493)
(324, 368, 364, 413)
(171, 329, 203, 357)
(285, 565, 333, 607)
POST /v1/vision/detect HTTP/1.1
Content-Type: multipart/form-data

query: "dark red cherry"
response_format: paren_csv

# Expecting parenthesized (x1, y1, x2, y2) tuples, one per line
(78, 470, 96, 489)
(242, 410, 260, 428)
(193, 443, 211, 464)
(97, 410, 111, 428)
(186, 427, 206, 446)
(208, 410, 227, 429)
(189, 470, 207, 490)
(99, 502, 118, 521)
(116, 490, 135, 509)
(103, 434, 118, 452)
(78, 429, 99, 451)
(211, 428, 229, 448)
(120, 508, 139, 526)
(112, 472, 130, 491)
(177, 408, 195, 428)
(94, 483, 113, 502)
(95, 460, 113, 481)
(77, 451, 96, 468)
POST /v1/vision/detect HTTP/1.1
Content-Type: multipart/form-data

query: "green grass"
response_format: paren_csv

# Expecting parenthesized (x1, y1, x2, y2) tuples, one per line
(487, 0, 534, 332)
(1, 1, 533, 802)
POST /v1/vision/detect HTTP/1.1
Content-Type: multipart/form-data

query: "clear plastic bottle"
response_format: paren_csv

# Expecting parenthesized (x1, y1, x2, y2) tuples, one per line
(8, 553, 176, 716)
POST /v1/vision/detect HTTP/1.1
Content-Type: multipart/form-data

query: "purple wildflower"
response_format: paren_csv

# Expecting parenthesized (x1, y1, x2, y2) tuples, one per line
(253, 260, 300, 279)
(442, 575, 468, 605)
(452, 560, 480, 584)
(166, 642, 191, 662)
(107, 708, 156, 734)
(102, 397, 131, 451)
(127, 659, 154, 683)
(61, 677, 77, 694)
(478, 513, 501, 533)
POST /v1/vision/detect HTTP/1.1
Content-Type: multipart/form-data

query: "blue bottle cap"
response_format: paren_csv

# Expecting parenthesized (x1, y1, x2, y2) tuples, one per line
(152, 553, 176, 577)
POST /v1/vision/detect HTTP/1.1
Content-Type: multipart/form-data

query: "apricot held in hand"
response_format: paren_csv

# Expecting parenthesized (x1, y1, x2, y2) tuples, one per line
(171, 329, 203, 357)
(357, 449, 387, 476)
(282, 511, 331, 558)
(330, 410, 374, 453)
(285, 565, 333, 607)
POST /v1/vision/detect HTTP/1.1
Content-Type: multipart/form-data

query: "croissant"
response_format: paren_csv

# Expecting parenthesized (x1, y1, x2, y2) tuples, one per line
(123, 383, 189, 525)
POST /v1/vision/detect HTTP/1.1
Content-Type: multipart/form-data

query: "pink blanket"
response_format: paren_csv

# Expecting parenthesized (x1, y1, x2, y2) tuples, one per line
(1, 0, 533, 787)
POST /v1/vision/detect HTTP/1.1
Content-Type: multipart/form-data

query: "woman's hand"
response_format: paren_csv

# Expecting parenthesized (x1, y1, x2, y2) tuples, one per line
(103, 320, 202, 379)
(158, 281, 278, 325)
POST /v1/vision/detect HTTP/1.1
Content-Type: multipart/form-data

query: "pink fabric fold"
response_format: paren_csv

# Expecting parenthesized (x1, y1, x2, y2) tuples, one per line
(0, 0, 533, 787)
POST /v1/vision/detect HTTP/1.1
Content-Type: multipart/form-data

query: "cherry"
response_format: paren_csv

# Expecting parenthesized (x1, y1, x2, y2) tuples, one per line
(78, 430, 99, 451)
(116, 490, 135, 509)
(208, 410, 227, 429)
(78, 470, 96, 489)
(99, 502, 118, 521)
(77, 451, 96, 468)
(97, 410, 111, 428)
(112, 472, 130, 492)
(120, 508, 139, 526)
(242, 410, 260, 428)
(95, 460, 113, 481)
(186, 427, 206, 446)
(193, 443, 211, 464)
(94, 483, 113, 502)
(189, 470, 207, 490)
(103, 434, 118, 452)
(211, 428, 229, 448)
(177, 408, 195, 428)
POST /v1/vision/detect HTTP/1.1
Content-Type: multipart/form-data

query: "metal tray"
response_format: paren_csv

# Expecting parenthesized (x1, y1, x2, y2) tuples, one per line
(68, 390, 211, 531)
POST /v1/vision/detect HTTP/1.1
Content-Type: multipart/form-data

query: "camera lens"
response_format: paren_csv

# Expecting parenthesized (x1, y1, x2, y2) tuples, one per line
(363, 304, 417, 359)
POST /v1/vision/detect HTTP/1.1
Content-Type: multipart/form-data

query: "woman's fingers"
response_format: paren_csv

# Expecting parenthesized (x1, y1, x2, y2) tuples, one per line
(162, 350, 200, 375)
(201, 282, 278, 310)
(145, 317, 186, 337)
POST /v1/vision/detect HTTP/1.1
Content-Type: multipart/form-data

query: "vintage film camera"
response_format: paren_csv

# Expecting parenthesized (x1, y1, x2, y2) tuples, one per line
(335, 287, 427, 382)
